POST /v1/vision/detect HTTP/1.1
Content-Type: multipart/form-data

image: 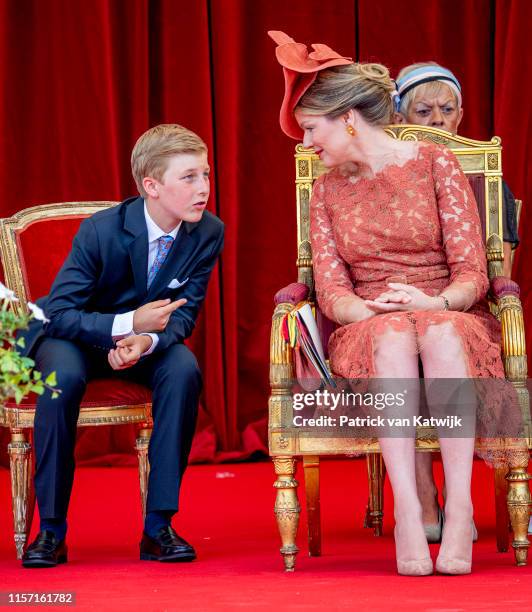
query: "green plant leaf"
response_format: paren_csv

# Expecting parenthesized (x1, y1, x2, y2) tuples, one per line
(45, 371, 57, 386)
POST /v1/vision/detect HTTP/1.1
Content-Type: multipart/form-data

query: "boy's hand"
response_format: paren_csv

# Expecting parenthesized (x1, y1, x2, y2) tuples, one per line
(133, 298, 186, 333)
(108, 335, 152, 370)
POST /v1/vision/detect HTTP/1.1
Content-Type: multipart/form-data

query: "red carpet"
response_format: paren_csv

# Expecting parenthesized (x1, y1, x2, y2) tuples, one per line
(1, 459, 532, 611)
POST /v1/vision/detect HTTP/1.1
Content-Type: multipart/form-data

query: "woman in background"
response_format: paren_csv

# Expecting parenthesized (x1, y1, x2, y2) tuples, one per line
(394, 62, 519, 278)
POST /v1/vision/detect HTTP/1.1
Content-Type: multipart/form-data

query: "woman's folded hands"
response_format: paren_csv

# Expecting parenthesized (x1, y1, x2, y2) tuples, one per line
(364, 282, 442, 313)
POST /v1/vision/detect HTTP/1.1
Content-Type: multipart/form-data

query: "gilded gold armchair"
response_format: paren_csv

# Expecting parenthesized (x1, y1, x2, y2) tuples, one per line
(0, 202, 153, 558)
(269, 125, 531, 571)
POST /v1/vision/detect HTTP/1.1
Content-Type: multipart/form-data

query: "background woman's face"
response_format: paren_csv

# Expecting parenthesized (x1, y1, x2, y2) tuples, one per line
(402, 83, 463, 134)
(295, 110, 351, 167)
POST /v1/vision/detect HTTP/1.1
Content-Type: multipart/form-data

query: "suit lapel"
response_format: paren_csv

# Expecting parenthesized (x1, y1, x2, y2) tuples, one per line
(123, 198, 149, 299)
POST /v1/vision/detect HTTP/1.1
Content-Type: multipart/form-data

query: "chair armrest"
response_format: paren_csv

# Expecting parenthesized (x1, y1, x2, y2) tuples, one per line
(490, 276, 527, 380)
(270, 284, 303, 379)
(273, 281, 337, 359)
(274, 282, 309, 306)
(269, 294, 299, 434)
(271, 284, 311, 387)
(490, 276, 520, 300)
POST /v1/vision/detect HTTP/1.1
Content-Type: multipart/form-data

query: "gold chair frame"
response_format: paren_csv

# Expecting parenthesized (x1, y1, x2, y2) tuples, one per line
(0, 202, 153, 558)
(269, 125, 531, 571)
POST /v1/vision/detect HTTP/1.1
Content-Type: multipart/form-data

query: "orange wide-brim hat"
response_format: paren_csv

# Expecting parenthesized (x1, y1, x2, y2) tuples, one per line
(268, 30, 353, 140)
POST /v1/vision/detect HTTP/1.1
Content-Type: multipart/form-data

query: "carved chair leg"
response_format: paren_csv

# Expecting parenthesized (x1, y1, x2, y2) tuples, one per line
(273, 456, 300, 571)
(135, 427, 152, 520)
(507, 464, 531, 566)
(303, 455, 321, 556)
(494, 466, 510, 552)
(26, 430, 36, 542)
(8, 429, 34, 559)
(364, 453, 385, 536)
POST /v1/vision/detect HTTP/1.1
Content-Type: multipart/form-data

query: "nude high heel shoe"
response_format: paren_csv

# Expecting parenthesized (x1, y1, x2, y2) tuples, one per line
(424, 508, 478, 543)
(424, 506, 444, 543)
(435, 521, 473, 575)
(394, 526, 434, 576)
(435, 556, 471, 575)
(397, 557, 434, 576)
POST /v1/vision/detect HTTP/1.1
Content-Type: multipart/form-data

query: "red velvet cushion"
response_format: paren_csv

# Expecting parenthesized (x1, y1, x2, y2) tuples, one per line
(274, 282, 310, 305)
(5, 378, 151, 410)
(467, 174, 486, 239)
(491, 276, 520, 298)
(16, 216, 87, 301)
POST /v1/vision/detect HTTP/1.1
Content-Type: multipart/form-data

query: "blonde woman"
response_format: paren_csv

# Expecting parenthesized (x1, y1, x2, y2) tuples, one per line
(269, 31, 511, 576)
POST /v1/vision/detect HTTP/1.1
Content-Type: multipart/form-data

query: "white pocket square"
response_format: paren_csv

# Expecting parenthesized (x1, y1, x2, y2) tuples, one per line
(167, 277, 189, 289)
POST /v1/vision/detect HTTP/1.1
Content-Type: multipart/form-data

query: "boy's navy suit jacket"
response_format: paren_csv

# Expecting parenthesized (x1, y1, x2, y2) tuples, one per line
(22, 196, 224, 357)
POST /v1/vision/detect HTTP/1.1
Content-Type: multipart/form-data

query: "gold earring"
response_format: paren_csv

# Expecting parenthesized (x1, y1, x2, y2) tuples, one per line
(346, 124, 356, 137)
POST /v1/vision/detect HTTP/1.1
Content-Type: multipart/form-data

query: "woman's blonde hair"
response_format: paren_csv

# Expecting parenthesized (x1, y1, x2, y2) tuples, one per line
(131, 124, 207, 198)
(297, 63, 395, 126)
(396, 62, 461, 115)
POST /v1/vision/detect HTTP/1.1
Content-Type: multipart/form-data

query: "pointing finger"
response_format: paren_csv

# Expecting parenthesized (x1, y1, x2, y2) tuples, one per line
(160, 299, 187, 314)
(149, 299, 171, 308)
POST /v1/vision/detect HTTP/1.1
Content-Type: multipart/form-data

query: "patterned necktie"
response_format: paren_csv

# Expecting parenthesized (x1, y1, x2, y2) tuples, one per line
(147, 235, 174, 288)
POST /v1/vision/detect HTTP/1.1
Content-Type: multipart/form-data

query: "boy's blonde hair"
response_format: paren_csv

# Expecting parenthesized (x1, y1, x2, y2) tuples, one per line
(131, 124, 207, 197)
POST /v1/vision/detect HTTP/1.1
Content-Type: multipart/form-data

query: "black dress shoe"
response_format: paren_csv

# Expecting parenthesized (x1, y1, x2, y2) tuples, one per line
(22, 531, 67, 568)
(140, 526, 196, 562)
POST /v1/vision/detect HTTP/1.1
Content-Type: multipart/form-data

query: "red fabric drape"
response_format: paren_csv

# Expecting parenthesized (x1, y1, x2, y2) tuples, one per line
(0, 0, 530, 466)
(494, 0, 532, 356)
(358, 0, 493, 139)
(206, 0, 357, 451)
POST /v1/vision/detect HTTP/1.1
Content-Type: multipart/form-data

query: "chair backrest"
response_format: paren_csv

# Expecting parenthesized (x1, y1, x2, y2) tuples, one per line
(294, 125, 505, 292)
(0, 202, 117, 314)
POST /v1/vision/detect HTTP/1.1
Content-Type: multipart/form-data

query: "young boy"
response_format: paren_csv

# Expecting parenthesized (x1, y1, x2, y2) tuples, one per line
(21, 124, 224, 567)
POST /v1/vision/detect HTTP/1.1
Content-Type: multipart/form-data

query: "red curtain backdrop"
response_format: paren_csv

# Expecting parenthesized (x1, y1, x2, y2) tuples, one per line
(0, 0, 530, 465)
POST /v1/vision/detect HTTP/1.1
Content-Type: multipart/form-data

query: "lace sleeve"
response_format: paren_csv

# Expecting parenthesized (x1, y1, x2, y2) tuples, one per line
(432, 145, 489, 303)
(310, 173, 356, 322)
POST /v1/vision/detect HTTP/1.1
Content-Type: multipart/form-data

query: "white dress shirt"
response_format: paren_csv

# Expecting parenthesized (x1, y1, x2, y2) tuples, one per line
(111, 202, 182, 356)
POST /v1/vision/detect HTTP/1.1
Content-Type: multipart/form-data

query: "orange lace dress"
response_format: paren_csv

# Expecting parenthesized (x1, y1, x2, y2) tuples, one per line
(310, 141, 524, 463)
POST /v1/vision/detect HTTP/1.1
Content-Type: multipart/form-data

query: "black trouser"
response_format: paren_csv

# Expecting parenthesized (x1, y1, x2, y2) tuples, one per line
(33, 337, 201, 520)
